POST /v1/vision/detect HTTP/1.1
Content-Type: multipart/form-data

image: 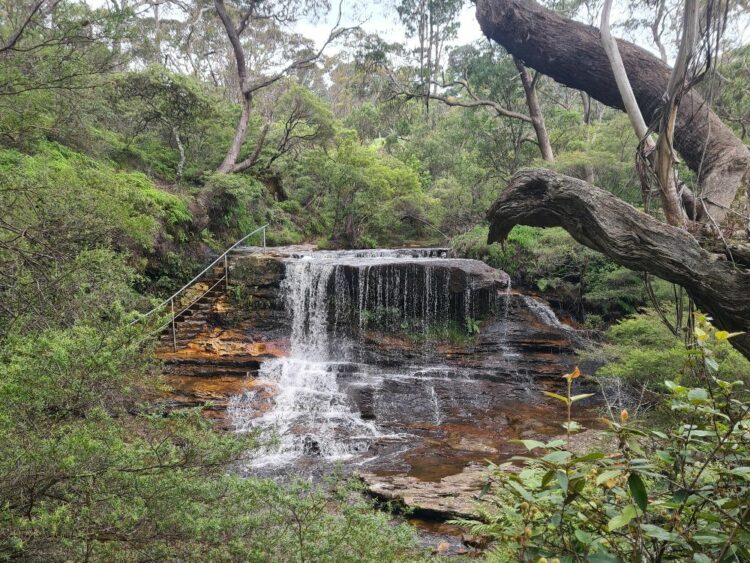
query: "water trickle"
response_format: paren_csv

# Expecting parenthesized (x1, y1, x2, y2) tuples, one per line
(428, 384, 443, 425)
(522, 295, 571, 332)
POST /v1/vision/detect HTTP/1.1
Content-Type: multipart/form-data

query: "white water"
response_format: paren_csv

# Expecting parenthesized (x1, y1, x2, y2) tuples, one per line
(229, 248, 505, 469)
(231, 258, 387, 467)
(522, 295, 573, 332)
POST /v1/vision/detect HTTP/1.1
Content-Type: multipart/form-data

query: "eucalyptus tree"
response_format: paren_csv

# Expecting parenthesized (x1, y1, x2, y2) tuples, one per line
(395, 0, 464, 114)
(211, 0, 351, 174)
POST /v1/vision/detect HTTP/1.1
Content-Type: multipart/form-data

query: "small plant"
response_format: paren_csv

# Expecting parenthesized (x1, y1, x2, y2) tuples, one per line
(456, 317, 750, 562)
(465, 316, 481, 336)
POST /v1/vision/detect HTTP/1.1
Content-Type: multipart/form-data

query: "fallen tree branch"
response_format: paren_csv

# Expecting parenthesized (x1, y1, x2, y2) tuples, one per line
(486, 168, 750, 359)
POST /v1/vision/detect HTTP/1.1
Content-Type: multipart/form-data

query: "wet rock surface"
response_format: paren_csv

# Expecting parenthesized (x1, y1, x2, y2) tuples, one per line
(156, 247, 598, 531)
(358, 463, 500, 520)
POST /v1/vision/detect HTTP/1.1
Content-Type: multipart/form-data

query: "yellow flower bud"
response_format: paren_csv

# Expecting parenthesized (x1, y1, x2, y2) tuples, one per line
(620, 409, 629, 423)
(562, 366, 581, 381)
(538, 558, 548, 563)
(551, 559, 561, 563)
(524, 526, 533, 538)
(520, 501, 529, 511)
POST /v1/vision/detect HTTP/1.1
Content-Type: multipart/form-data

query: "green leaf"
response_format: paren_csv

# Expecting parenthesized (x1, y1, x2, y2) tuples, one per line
(607, 505, 637, 531)
(570, 393, 595, 403)
(687, 388, 709, 403)
(628, 473, 648, 512)
(507, 480, 533, 502)
(511, 439, 547, 451)
(693, 555, 712, 563)
(693, 534, 726, 545)
(596, 469, 622, 486)
(641, 524, 678, 541)
(542, 450, 572, 465)
(555, 470, 568, 492)
(543, 391, 569, 405)
(574, 529, 593, 545)
(729, 466, 750, 480)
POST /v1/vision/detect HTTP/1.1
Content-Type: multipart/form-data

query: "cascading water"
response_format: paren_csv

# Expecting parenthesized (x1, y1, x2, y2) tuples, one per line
(228, 247, 584, 475)
(231, 256, 384, 467)
(229, 249, 503, 469)
(522, 295, 574, 333)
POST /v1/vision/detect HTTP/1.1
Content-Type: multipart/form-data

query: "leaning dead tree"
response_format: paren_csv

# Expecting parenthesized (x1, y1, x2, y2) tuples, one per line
(487, 169, 750, 359)
(476, 0, 750, 227)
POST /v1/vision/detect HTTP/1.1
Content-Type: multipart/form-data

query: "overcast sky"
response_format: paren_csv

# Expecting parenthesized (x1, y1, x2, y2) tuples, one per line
(84, 1, 749, 63)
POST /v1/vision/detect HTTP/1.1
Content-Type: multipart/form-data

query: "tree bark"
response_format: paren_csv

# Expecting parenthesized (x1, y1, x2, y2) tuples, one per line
(513, 57, 554, 162)
(487, 168, 750, 359)
(476, 0, 750, 226)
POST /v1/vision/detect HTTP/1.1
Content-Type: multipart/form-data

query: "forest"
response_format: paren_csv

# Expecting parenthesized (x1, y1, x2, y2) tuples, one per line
(1, 0, 750, 560)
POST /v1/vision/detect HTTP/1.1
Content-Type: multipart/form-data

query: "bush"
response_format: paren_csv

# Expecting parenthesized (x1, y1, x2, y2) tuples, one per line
(592, 310, 750, 389)
(456, 320, 750, 561)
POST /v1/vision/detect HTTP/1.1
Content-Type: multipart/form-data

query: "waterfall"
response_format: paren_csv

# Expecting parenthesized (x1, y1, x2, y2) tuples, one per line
(231, 256, 384, 467)
(522, 295, 572, 332)
(229, 248, 503, 469)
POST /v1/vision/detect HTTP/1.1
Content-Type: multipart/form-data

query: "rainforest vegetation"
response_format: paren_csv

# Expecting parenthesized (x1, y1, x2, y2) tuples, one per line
(1, 0, 750, 560)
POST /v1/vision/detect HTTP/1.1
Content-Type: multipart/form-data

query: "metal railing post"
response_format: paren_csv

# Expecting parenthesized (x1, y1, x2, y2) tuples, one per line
(170, 297, 177, 352)
(131, 224, 268, 334)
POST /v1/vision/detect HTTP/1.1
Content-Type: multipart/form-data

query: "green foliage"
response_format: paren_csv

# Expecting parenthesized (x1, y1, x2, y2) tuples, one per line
(0, 142, 190, 252)
(0, 316, 419, 561)
(201, 172, 270, 241)
(592, 310, 750, 389)
(457, 322, 750, 561)
(452, 225, 657, 321)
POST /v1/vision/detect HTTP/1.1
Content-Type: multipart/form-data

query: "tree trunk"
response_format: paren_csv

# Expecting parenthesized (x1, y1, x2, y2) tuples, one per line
(217, 93, 252, 173)
(513, 57, 554, 162)
(476, 0, 750, 226)
(487, 168, 750, 359)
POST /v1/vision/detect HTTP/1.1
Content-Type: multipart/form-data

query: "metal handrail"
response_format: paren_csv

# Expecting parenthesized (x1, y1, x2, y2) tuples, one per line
(131, 225, 268, 342)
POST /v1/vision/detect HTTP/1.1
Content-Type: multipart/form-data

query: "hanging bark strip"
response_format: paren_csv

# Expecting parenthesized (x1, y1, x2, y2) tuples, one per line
(475, 0, 750, 226)
(487, 168, 750, 359)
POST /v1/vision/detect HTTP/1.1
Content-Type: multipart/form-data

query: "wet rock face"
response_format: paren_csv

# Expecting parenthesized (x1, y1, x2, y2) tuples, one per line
(158, 247, 592, 502)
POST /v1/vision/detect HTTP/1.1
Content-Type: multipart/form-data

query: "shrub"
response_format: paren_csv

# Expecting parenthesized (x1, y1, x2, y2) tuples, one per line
(456, 318, 750, 562)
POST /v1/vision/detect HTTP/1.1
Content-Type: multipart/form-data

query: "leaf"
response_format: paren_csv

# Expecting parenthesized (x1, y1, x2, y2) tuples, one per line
(507, 480, 533, 502)
(555, 469, 568, 492)
(562, 366, 581, 380)
(511, 439, 546, 451)
(692, 534, 726, 545)
(607, 505, 637, 531)
(715, 330, 743, 341)
(570, 393, 595, 403)
(541, 469, 555, 487)
(561, 420, 582, 432)
(693, 555, 712, 563)
(628, 473, 648, 512)
(574, 528, 593, 545)
(596, 469, 622, 486)
(542, 450, 572, 465)
(687, 388, 708, 403)
(641, 524, 679, 541)
(543, 391, 569, 405)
